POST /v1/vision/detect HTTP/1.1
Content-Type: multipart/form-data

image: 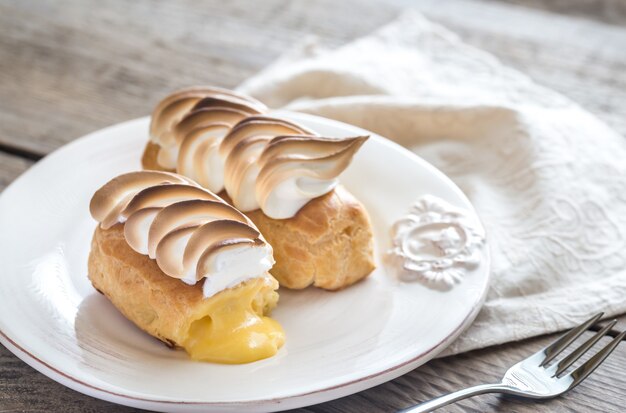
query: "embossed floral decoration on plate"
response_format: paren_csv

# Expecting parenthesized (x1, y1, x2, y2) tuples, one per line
(389, 195, 486, 289)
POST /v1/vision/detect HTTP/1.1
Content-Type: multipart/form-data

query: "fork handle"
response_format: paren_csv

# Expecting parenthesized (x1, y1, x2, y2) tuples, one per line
(399, 383, 518, 413)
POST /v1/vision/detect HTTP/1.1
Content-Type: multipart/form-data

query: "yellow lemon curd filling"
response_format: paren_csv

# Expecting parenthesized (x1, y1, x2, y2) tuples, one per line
(182, 276, 285, 364)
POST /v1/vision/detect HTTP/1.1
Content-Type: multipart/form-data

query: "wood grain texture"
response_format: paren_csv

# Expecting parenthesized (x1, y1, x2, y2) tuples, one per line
(0, 0, 398, 155)
(2, 327, 625, 413)
(1, 0, 626, 412)
(487, 0, 626, 24)
(304, 329, 626, 413)
(1, 0, 626, 154)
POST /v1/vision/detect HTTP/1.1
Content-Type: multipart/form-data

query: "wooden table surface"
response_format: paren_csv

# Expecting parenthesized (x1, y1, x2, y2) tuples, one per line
(1, 0, 625, 411)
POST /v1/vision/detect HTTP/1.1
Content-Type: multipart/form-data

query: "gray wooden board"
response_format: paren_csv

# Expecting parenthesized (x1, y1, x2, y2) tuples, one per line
(1, 328, 625, 412)
(1, 0, 626, 154)
(1, 0, 625, 411)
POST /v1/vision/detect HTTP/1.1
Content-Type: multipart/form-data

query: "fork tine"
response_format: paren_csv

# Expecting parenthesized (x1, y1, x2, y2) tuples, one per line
(539, 312, 603, 367)
(552, 320, 617, 377)
(567, 331, 625, 388)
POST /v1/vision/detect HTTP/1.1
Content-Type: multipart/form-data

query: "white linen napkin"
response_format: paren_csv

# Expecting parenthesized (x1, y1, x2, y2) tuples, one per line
(237, 11, 626, 355)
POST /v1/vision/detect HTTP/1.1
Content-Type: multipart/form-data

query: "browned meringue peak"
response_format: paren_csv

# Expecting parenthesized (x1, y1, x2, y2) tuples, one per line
(173, 107, 253, 192)
(176, 123, 231, 193)
(149, 86, 267, 149)
(195, 240, 267, 284)
(119, 183, 220, 221)
(153, 226, 197, 279)
(255, 135, 369, 219)
(90, 171, 194, 229)
(192, 95, 266, 115)
(219, 116, 316, 158)
(124, 206, 163, 256)
(91, 171, 274, 296)
(120, 184, 223, 255)
(155, 219, 263, 282)
(220, 116, 317, 211)
(258, 135, 369, 166)
(173, 107, 251, 147)
(184, 220, 264, 281)
(223, 135, 271, 211)
(146, 199, 249, 259)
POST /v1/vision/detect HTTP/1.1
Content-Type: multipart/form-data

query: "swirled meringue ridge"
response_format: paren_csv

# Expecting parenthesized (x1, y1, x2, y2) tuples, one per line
(219, 115, 368, 219)
(149, 87, 267, 171)
(148, 90, 369, 220)
(90, 171, 274, 298)
(255, 135, 368, 219)
(220, 116, 316, 213)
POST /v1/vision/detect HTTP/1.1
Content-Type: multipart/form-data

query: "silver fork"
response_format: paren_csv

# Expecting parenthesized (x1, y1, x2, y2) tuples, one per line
(401, 313, 625, 413)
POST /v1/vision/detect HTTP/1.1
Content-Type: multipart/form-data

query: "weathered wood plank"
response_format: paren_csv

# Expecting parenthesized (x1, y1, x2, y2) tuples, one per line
(0, 0, 397, 155)
(303, 329, 626, 413)
(1, 0, 625, 156)
(0, 345, 145, 412)
(491, 0, 626, 25)
(2, 326, 625, 412)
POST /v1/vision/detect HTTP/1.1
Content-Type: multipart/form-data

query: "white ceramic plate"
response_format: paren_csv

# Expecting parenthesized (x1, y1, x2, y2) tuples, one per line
(0, 112, 490, 412)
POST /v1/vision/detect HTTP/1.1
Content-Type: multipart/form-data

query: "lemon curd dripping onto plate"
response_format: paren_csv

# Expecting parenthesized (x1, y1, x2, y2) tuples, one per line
(183, 277, 285, 364)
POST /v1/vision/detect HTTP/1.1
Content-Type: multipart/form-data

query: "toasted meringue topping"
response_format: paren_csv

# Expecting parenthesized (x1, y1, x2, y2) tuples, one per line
(172, 107, 250, 192)
(90, 171, 274, 298)
(120, 184, 220, 220)
(256, 135, 368, 219)
(220, 116, 315, 158)
(175, 124, 230, 192)
(90, 171, 193, 229)
(149, 87, 267, 171)
(148, 89, 367, 219)
(182, 220, 264, 281)
(221, 116, 317, 213)
(147, 199, 248, 259)
(124, 207, 162, 255)
(220, 116, 368, 219)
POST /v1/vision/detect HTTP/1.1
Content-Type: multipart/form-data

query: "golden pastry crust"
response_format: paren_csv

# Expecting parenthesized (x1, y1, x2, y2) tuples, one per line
(244, 187, 375, 290)
(142, 142, 171, 172)
(88, 224, 279, 348)
(141, 143, 376, 290)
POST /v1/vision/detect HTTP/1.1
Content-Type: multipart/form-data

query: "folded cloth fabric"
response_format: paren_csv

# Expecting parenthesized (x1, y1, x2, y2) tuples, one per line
(237, 11, 626, 355)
